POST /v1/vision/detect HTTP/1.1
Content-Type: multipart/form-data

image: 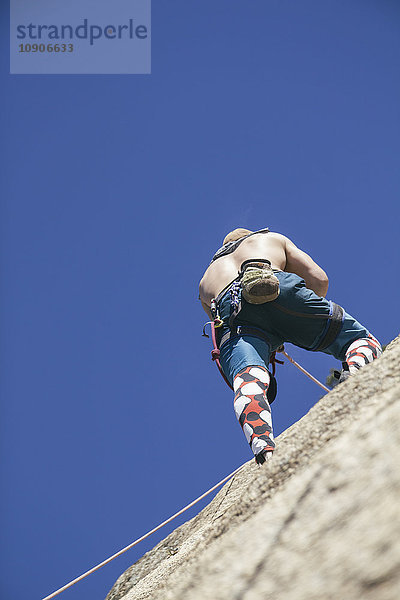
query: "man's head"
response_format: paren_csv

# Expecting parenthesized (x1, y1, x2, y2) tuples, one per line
(223, 228, 253, 245)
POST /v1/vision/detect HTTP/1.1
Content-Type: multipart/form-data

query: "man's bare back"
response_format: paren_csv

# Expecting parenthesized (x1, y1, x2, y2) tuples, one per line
(199, 231, 329, 314)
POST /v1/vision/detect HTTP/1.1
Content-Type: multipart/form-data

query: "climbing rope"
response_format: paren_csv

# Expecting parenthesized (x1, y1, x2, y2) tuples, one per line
(41, 352, 329, 600)
(41, 463, 247, 600)
(281, 350, 330, 392)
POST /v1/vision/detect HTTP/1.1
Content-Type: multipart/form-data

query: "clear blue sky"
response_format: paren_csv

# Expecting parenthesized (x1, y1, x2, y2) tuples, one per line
(1, 2, 399, 600)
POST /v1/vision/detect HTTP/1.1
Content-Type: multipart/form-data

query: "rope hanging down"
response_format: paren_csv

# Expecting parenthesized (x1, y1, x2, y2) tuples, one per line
(41, 463, 247, 600)
(281, 350, 330, 392)
(41, 352, 329, 600)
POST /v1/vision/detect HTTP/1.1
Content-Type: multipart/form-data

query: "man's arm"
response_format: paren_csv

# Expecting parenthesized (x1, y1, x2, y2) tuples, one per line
(283, 236, 329, 297)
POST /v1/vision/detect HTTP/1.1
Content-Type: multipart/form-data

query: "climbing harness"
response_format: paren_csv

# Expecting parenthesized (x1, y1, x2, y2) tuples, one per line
(202, 277, 332, 398)
(209, 259, 281, 333)
(202, 293, 281, 403)
(201, 295, 280, 398)
(202, 298, 233, 390)
(41, 463, 247, 600)
(203, 316, 328, 397)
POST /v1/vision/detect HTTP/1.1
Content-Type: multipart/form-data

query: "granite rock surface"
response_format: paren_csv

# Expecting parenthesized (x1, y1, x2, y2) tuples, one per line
(106, 335, 400, 600)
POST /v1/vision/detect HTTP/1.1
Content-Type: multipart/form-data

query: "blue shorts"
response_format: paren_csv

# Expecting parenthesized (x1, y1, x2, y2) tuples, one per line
(217, 272, 370, 386)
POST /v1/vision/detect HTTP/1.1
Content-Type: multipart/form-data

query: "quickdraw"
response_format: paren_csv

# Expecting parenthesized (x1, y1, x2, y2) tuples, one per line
(202, 300, 233, 390)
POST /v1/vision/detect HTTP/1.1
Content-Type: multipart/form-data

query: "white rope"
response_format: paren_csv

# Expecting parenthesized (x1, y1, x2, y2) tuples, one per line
(41, 463, 247, 600)
(281, 350, 330, 392)
(41, 353, 329, 600)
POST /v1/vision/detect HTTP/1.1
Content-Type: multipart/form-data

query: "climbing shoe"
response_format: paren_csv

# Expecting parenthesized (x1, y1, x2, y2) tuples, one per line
(333, 362, 351, 384)
(255, 450, 274, 465)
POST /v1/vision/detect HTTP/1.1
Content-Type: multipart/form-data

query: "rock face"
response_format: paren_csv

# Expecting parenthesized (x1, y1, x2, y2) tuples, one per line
(107, 335, 400, 600)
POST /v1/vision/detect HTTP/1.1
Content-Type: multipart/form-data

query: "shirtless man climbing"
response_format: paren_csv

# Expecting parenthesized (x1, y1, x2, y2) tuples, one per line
(199, 228, 382, 464)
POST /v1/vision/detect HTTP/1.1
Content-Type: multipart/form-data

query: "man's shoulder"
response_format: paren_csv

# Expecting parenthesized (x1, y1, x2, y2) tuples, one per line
(255, 231, 287, 243)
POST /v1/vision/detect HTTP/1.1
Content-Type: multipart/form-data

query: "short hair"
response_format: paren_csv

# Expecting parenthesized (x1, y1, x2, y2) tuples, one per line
(223, 228, 253, 245)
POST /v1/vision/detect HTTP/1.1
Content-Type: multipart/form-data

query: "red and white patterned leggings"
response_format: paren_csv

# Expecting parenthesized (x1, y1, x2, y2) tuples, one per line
(233, 334, 382, 461)
(344, 333, 382, 374)
(233, 365, 275, 460)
